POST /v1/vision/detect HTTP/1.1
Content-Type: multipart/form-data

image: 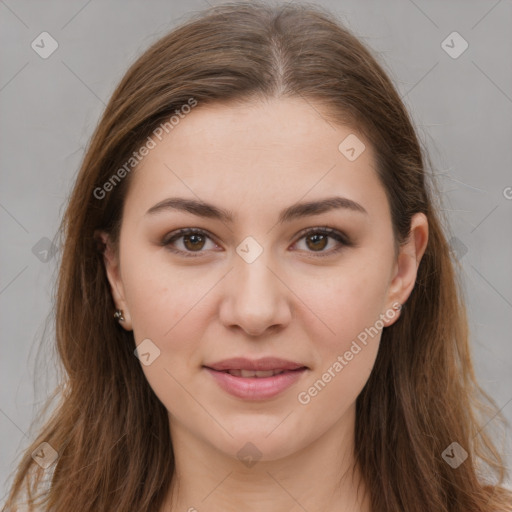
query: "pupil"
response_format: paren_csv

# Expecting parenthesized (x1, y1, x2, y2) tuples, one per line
(184, 234, 204, 251)
(307, 234, 327, 251)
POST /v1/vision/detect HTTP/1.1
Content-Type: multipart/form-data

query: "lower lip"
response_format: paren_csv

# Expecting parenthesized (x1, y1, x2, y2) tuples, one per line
(204, 367, 307, 400)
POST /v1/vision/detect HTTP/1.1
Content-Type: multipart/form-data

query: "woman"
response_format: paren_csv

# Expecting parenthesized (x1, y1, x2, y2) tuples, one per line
(3, 2, 511, 511)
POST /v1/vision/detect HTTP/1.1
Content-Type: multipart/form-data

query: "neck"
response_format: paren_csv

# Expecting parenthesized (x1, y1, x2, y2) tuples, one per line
(161, 404, 371, 512)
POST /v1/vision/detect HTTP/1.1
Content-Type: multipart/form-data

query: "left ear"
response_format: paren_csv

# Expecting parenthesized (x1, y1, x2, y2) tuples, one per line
(383, 212, 429, 327)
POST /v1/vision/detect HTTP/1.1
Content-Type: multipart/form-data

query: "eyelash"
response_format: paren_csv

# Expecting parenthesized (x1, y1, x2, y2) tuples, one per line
(160, 226, 353, 258)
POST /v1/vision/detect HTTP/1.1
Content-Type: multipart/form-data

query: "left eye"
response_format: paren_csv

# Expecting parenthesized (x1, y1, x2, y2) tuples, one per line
(161, 227, 350, 258)
(293, 227, 348, 255)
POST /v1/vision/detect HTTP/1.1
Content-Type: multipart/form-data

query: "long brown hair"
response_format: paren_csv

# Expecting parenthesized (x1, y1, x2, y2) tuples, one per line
(3, 2, 510, 511)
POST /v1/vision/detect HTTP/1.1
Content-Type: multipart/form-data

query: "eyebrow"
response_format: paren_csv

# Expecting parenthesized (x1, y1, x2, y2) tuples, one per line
(145, 195, 368, 224)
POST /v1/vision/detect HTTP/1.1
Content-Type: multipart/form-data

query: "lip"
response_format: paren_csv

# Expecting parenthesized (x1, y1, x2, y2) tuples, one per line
(203, 357, 308, 400)
(204, 357, 306, 372)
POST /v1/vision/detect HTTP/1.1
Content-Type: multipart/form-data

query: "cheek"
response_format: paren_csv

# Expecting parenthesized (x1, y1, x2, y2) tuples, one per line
(295, 271, 388, 421)
(120, 244, 214, 374)
(298, 254, 392, 352)
(293, 249, 391, 410)
(123, 265, 205, 420)
(295, 336, 379, 438)
(300, 283, 383, 402)
(121, 242, 204, 342)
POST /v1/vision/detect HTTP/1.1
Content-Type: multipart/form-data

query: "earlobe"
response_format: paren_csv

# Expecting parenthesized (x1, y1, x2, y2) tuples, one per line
(384, 213, 429, 326)
(94, 229, 133, 331)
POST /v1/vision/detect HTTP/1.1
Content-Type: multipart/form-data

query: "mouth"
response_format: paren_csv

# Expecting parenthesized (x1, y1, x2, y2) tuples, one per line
(215, 368, 301, 378)
(204, 356, 307, 372)
(203, 357, 309, 400)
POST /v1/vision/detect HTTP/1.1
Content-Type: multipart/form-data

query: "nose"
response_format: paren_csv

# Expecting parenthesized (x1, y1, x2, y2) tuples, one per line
(219, 254, 292, 338)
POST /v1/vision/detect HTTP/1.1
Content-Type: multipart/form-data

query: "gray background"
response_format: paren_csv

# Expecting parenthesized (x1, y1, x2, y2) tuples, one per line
(1, 0, 511, 502)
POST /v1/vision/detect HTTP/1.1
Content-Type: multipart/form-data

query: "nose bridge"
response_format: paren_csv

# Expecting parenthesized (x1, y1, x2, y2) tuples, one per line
(234, 232, 276, 288)
(234, 243, 280, 306)
(221, 240, 291, 335)
(237, 250, 276, 294)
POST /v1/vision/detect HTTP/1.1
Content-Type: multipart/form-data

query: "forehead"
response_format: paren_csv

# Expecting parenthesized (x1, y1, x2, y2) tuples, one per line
(123, 97, 385, 221)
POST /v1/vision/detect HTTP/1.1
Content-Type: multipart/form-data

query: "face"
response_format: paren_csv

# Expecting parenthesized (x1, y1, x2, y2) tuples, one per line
(101, 97, 427, 462)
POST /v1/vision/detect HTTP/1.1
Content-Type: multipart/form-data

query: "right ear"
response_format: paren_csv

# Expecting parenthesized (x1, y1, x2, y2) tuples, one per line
(94, 230, 133, 331)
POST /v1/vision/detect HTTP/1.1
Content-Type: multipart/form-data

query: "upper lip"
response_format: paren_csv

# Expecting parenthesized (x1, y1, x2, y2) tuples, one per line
(204, 357, 307, 372)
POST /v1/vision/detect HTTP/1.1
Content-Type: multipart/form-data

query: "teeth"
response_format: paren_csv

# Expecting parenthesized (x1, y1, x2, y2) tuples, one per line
(226, 369, 285, 378)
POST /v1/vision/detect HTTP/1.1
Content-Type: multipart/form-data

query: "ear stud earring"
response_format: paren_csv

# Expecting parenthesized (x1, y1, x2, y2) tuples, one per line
(114, 309, 125, 322)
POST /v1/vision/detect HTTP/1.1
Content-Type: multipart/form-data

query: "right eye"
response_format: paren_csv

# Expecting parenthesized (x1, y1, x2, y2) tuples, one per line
(161, 228, 221, 257)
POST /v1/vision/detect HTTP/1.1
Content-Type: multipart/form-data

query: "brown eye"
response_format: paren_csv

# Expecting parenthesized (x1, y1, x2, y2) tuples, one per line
(162, 226, 352, 258)
(162, 228, 219, 257)
(293, 227, 352, 256)
(182, 233, 206, 251)
(304, 232, 329, 251)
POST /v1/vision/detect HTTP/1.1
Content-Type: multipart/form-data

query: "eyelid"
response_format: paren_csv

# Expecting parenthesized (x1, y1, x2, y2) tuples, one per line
(161, 226, 353, 258)
(291, 226, 353, 258)
(160, 228, 221, 257)
(294, 226, 352, 246)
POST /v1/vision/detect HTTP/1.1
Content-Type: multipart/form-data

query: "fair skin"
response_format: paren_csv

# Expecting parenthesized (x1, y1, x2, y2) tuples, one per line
(99, 97, 428, 512)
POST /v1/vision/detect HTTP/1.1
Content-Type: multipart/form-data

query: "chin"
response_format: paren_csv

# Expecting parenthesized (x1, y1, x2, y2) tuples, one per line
(208, 421, 307, 463)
